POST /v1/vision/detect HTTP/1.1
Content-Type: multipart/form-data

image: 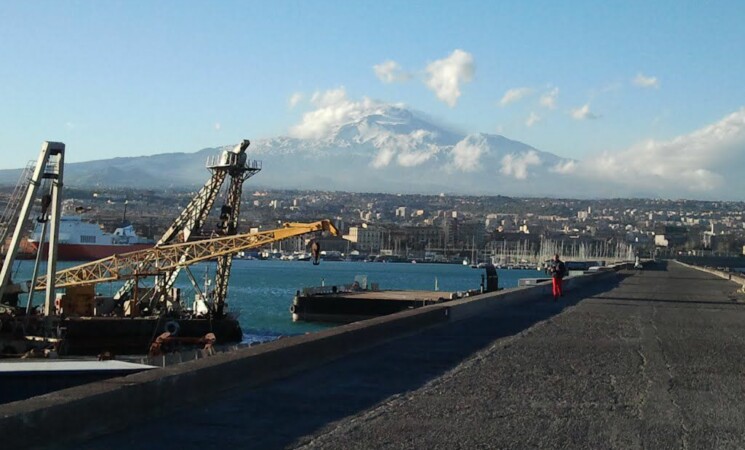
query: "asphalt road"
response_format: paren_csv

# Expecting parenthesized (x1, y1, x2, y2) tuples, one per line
(82, 261, 745, 449)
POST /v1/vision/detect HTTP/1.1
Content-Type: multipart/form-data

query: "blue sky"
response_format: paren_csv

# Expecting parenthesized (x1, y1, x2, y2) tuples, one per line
(1, 0, 744, 176)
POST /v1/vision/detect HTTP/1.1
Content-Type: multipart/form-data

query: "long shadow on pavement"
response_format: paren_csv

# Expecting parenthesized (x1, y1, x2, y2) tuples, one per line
(80, 275, 626, 450)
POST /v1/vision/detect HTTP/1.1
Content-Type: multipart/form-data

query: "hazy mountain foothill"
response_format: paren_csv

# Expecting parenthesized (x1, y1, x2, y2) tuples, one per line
(0, 106, 578, 197)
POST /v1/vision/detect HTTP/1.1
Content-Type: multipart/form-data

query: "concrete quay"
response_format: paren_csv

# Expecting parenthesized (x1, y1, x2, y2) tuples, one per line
(9, 260, 745, 449)
(0, 268, 614, 449)
(292, 261, 745, 450)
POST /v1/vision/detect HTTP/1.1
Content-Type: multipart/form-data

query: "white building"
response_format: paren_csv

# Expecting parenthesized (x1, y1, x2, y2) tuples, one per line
(343, 224, 384, 252)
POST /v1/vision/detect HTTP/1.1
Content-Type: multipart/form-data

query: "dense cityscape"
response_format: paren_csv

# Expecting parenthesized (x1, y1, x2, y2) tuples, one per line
(5, 185, 743, 263)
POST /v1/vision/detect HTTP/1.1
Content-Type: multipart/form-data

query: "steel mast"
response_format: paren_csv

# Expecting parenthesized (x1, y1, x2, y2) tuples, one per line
(113, 140, 260, 314)
(0, 141, 65, 314)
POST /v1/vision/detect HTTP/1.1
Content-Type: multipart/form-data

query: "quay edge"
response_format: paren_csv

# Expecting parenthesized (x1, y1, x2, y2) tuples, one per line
(0, 266, 627, 449)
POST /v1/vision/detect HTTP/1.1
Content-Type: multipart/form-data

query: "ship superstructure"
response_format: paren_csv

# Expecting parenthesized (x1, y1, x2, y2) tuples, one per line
(28, 216, 154, 260)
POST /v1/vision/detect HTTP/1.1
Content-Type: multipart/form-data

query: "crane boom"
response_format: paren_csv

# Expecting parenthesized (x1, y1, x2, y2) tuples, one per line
(34, 220, 338, 290)
(113, 139, 260, 303)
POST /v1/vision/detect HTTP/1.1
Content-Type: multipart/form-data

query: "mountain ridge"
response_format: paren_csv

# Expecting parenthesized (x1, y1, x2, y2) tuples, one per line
(0, 105, 577, 196)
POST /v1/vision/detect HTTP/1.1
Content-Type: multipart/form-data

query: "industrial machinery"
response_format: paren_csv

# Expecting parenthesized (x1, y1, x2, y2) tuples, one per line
(0, 140, 339, 356)
(0, 141, 65, 314)
(26, 220, 338, 355)
(0, 161, 36, 255)
(34, 220, 340, 311)
(113, 139, 261, 314)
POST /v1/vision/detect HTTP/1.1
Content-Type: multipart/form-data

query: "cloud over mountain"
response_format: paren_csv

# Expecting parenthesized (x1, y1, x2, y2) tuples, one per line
(424, 50, 474, 107)
(1, 93, 743, 200)
(220, 95, 575, 195)
(501, 151, 541, 180)
(289, 88, 386, 140)
(373, 60, 410, 83)
(450, 135, 487, 172)
(563, 107, 745, 198)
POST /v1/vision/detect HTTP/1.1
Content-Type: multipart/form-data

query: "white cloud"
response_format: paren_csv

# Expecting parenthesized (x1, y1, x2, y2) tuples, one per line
(570, 107, 745, 194)
(500, 87, 533, 106)
(424, 49, 475, 107)
(373, 60, 410, 83)
(288, 92, 304, 109)
(373, 129, 440, 168)
(540, 87, 559, 109)
(550, 160, 576, 174)
(451, 136, 487, 172)
(398, 151, 434, 167)
(500, 151, 541, 180)
(309, 88, 348, 107)
(525, 112, 541, 127)
(214, 122, 221, 131)
(290, 88, 443, 168)
(633, 73, 659, 88)
(291, 87, 380, 140)
(571, 103, 599, 120)
(372, 147, 395, 168)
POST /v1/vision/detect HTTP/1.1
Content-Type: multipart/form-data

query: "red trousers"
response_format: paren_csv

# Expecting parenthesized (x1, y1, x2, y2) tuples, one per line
(552, 277, 563, 298)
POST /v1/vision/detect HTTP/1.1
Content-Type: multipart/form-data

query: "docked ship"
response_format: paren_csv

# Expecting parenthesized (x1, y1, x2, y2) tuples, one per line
(28, 215, 154, 261)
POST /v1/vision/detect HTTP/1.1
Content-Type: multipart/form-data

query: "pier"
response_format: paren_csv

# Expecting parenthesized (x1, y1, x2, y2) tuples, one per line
(291, 288, 456, 323)
(3, 261, 745, 448)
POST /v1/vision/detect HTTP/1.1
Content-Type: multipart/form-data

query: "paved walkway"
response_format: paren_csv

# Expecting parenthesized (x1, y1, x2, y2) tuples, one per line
(82, 261, 745, 449)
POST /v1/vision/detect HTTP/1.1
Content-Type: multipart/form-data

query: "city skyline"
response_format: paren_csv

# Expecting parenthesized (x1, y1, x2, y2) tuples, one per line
(1, 1, 744, 199)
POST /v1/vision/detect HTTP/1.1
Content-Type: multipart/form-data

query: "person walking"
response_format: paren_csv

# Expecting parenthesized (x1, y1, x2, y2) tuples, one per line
(548, 254, 566, 301)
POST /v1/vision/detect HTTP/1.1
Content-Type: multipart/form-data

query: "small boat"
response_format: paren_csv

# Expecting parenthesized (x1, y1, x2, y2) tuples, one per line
(295, 252, 312, 261)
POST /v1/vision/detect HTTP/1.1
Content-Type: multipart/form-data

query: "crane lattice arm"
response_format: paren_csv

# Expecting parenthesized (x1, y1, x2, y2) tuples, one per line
(113, 139, 259, 303)
(34, 220, 338, 290)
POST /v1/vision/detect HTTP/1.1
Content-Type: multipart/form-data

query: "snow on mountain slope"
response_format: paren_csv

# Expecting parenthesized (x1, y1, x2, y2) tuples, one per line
(0, 102, 575, 196)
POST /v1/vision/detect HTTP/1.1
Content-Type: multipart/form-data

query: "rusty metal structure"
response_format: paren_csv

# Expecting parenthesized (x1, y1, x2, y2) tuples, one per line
(34, 220, 339, 290)
(0, 141, 65, 315)
(113, 139, 261, 311)
(0, 161, 36, 252)
(1, 139, 341, 356)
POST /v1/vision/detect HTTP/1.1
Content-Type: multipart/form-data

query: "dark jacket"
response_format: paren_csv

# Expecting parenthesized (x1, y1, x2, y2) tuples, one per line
(549, 260, 566, 278)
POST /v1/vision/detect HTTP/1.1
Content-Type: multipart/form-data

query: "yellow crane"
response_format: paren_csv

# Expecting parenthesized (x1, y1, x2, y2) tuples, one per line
(34, 220, 338, 294)
(112, 139, 261, 309)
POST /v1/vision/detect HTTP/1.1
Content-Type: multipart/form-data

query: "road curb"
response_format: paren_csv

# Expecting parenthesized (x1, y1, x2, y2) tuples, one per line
(674, 259, 745, 293)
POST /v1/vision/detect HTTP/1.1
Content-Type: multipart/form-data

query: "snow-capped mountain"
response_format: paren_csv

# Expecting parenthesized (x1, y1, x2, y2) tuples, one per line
(241, 104, 576, 195)
(0, 104, 577, 196)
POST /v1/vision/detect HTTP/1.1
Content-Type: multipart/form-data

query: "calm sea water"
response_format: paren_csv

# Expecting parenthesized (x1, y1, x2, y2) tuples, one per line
(7, 259, 540, 339)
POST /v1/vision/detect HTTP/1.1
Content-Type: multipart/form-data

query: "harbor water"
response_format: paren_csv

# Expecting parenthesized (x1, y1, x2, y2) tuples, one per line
(8, 259, 540, 340)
